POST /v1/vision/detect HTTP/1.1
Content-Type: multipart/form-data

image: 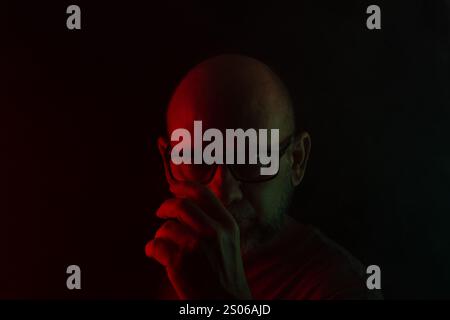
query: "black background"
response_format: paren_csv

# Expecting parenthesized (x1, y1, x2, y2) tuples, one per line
(2, 1, 450, 299)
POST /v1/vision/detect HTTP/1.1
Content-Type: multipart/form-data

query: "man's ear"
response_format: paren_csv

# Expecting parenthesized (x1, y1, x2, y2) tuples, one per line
(290, 131, 311, 187)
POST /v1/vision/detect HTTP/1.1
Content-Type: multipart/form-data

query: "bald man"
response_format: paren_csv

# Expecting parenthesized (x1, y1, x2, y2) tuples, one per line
(145, 55, 381, 300)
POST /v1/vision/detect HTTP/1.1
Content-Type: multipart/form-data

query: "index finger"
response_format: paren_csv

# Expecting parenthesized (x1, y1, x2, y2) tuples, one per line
(158, 137, 237, 229)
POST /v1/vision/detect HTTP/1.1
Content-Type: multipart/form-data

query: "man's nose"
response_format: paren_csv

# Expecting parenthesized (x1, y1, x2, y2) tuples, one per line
(208, 165, 243, 206)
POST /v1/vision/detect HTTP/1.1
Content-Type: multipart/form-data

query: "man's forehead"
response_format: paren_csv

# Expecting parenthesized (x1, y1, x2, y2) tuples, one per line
(165, 54, 295, 137)
(166, 103, 290, 138)
(169, 104, 259, 129)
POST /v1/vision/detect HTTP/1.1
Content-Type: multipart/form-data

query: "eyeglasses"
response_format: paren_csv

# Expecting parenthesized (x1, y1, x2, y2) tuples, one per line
(165, 134, 294, 184)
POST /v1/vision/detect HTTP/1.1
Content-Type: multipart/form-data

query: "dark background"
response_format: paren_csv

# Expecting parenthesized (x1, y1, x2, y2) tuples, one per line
(2, 1, 450, 299)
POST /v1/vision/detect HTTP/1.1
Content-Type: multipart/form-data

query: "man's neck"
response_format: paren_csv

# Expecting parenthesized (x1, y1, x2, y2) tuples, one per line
(242, 215, 301, 260)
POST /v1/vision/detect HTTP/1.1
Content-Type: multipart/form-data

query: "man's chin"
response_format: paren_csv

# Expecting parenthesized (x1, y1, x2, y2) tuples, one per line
(238, 223, 280, 255)
(227, 202, 282, 254)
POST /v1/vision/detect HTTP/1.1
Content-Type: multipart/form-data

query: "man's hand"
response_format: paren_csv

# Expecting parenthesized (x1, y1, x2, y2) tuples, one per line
(145, 139, 252, 300)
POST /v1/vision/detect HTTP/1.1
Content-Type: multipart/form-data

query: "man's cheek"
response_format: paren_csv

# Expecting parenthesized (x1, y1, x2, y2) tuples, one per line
(242, 184, 276, 219)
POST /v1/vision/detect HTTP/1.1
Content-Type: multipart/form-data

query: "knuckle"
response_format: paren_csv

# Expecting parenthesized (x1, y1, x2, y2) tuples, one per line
(155, 220, 176, 238)
(157, 199, 175, 215)
(154, 227, 165, 239)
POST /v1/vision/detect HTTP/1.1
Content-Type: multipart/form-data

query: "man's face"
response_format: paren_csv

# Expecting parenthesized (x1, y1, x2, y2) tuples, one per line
(221, 143, 295, 253)
(159, 55, 309, 253)
(162, 115, 297, 253)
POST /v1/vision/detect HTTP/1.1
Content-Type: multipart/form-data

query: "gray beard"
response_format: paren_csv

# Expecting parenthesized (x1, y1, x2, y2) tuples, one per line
(227, 182, 294, 255)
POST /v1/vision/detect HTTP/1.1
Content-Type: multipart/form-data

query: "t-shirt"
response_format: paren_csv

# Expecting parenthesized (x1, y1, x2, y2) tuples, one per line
(243, 222, 382, 299)
(155, 221, 382, 300)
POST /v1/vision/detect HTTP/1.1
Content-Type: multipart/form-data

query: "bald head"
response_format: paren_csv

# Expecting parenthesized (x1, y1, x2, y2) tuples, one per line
(167, 55, 295, 139)
(160, 55, 311, 254)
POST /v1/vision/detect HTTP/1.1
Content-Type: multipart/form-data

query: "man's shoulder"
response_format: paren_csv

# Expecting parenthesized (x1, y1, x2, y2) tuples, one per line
(307, 226, 365, 276)
(286, 223, 383, 299)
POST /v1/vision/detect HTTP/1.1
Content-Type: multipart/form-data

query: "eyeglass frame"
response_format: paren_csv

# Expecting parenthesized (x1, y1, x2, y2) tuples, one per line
(163, 133, 295, 184)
